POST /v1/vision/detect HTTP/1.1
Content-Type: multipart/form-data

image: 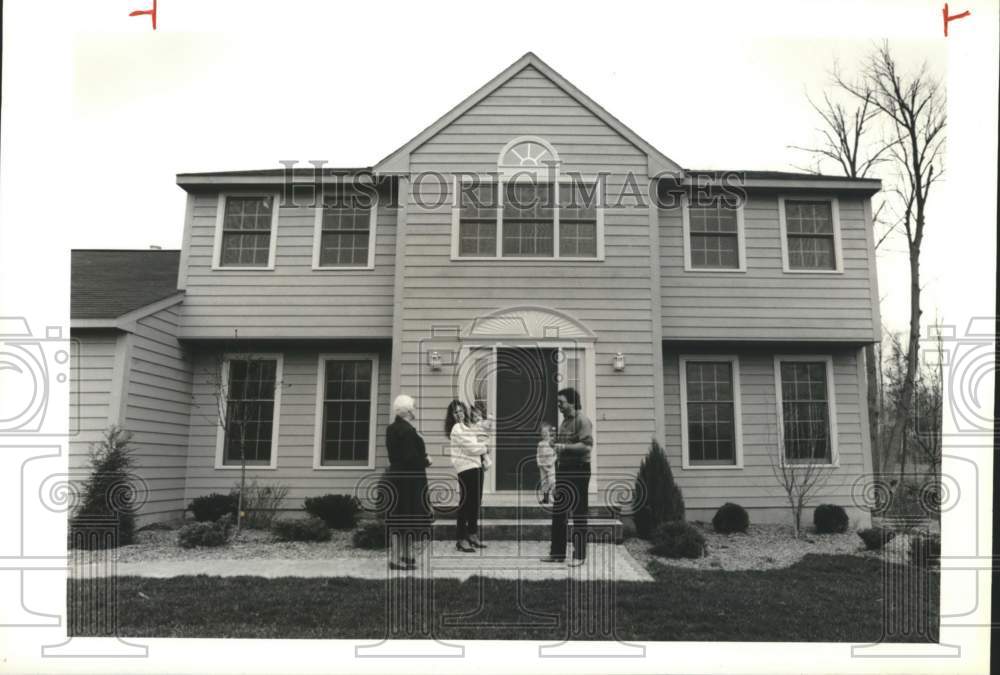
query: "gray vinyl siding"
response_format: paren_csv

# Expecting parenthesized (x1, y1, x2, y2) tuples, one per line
(69, 330, 119, 476)
(184, 343, 392, 508)
(664, 345, 869, 521)
(660, 194, 878, 342)
(178, 185, 397, 339)
(400, 65, 657, 490)
(122, 305, 192, 522)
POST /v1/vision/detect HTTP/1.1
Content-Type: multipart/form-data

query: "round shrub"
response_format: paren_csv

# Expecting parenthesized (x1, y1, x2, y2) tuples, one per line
(189, 492, 238, 522)
(857, 527, 896, 551)
(649, 521, 706, 559)
(712, 502, 749, 534)
(304, 494, 362, 529)
(909, 533, 941, 568)
(272, 516, 331, 542)
(813, 504, 849, 534)
(178, 517, 230, 548)
(352, 521, 387, 550)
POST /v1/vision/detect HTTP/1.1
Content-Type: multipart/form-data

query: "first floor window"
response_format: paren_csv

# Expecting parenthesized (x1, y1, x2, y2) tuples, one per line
(684, 360, 737, 465)
(784, 200, 836, 270)
(779, 360, 832, 463)
(220, 195, 274, 267)
(224, 358, 279, 465)
(320, 358, 375, 465)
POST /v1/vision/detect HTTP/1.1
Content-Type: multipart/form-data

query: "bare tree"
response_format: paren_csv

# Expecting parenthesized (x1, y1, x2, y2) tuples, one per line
(199, 332, 281, 531)
(769, 419, 835, 538)
(790, 73, 894, 473)
(834, 42, 946, 483)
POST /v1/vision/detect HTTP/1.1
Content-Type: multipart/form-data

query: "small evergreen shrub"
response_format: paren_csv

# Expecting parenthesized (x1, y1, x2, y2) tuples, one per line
(352, 521, 387, 550)
(632, 441, 685, 539)
(70, 426, 140, 549)
(857, 527, 896, 551)
(178, 514, 232, 548)
(304, 494, 362, 529)
(272, 516, 332, 542)
(712, 502, 750, 534)
(189, 492, 238, 522)
(813, 504, 849, 534)
(909, 533, 941, 568)
(649, 521, 706, 559)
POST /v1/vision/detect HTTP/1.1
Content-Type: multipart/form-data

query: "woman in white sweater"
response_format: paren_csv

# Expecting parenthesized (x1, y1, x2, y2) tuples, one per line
(445, 399, 488, 552)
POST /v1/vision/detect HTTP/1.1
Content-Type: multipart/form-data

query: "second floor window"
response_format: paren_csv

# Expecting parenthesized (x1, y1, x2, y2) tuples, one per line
(687, 200, 740, 269)
(316, 192, 375, 268)
(219, 196, 275, 267)
(453, 178, 602, 260)
(782, 199, 839, 271)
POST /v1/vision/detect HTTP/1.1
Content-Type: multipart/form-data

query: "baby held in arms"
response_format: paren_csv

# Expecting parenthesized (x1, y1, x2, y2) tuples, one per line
(469, 403, 493, 470)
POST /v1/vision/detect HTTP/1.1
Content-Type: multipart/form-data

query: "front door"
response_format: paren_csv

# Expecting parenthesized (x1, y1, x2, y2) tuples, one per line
(495, 347, 559, 491)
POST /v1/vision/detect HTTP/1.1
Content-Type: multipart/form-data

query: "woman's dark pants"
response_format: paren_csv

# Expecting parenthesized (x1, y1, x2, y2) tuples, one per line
(456, 468, 482, 541)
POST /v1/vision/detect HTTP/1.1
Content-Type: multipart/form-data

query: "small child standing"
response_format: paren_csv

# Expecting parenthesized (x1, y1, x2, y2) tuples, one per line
(536, 422, 557, 504)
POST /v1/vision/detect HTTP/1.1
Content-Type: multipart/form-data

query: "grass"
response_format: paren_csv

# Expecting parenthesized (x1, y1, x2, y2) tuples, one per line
(69, 554, 939, 642)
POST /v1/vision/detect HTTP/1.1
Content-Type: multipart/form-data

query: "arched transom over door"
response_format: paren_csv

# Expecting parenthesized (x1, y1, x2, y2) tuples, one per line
(457, 306, 597, 493)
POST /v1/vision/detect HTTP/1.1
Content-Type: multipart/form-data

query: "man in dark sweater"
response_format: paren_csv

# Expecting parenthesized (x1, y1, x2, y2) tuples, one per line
(542, 387, 593, 566)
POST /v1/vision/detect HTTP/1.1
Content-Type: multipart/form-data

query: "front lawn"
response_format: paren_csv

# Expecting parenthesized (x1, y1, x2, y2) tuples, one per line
(69, 554, 939, 642)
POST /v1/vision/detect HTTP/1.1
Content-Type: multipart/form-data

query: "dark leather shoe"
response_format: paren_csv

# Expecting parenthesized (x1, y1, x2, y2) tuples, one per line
(540, 555, 565, 563)
(389, 561, 414, 571)
(402, 556, 416, 565)
(456, 541, 475, 553)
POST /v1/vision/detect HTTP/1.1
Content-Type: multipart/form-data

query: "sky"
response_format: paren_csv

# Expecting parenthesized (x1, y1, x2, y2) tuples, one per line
(3, 0, 997, 342)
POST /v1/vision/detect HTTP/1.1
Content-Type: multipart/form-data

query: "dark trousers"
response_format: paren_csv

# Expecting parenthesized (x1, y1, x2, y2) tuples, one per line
(550, 461, 590, 559)
(456, 468, 482, 540)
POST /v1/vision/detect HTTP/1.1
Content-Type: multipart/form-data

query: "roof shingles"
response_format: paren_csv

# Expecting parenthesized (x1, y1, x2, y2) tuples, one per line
(71, 250, 181, 320)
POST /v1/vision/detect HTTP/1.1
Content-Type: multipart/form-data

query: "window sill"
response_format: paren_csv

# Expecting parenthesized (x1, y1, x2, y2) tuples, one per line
(311, 265, 375, 272)
(214, 464, 278, 470)
(779, 462, 840, 469)
(781, 268, 844, 275)
(312, 463, 375, 470)
(211, 265, 276, 272)
(681, 464, 744, 471)
(682, 267, 747, 273)
(449, 256, 605, 262)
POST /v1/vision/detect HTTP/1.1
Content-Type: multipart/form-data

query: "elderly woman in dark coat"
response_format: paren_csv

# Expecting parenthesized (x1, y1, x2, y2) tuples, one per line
(384, 393, 433, 570)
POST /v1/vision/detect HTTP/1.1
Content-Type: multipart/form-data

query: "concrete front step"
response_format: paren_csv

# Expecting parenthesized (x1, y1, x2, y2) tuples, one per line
(433, 518, 623, 544)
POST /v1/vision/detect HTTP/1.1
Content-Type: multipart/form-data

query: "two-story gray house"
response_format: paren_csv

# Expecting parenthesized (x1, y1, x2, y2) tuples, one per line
(70, 53, 881, 527)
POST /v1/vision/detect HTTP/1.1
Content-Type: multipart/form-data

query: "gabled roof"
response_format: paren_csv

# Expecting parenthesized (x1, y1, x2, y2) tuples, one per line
(375, 52, 683, 177)
(71, 249, 181, 320)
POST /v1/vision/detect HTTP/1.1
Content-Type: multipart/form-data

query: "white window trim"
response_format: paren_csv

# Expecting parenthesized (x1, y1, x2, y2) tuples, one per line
(681, 193, 747, 272)
(214, 353, 283, 470)
(456, 340, 598, 495)
(311, 191, 378, 270)
(678, 355, 744, 470)
(777, 195, 844, 274)
(772, 354, 840, 468)
(312, 353, 380, 470)
(450, 175, 605, 262)
(211, 193, 280, 271)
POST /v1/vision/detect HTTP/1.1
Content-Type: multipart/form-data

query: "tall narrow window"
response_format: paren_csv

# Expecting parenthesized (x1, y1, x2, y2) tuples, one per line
(318, 193, 373, 267)
(687, 199, 740, 269)
(559, 183, 598, 258)
(784, 200, 836, 270)
(458, 183, 498, 257)
(503, 182, 554, 257)
(778, 361, 833, 463)
(220, 196, 274, 267)
(319, 358, 375, 465)
(684, 361, 737, 465)
(224, 358, 279, 465)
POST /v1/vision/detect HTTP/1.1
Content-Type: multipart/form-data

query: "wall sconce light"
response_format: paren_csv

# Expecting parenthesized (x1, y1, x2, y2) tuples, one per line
(428, 350, 443, 371)
(612, 352, 626, 372)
